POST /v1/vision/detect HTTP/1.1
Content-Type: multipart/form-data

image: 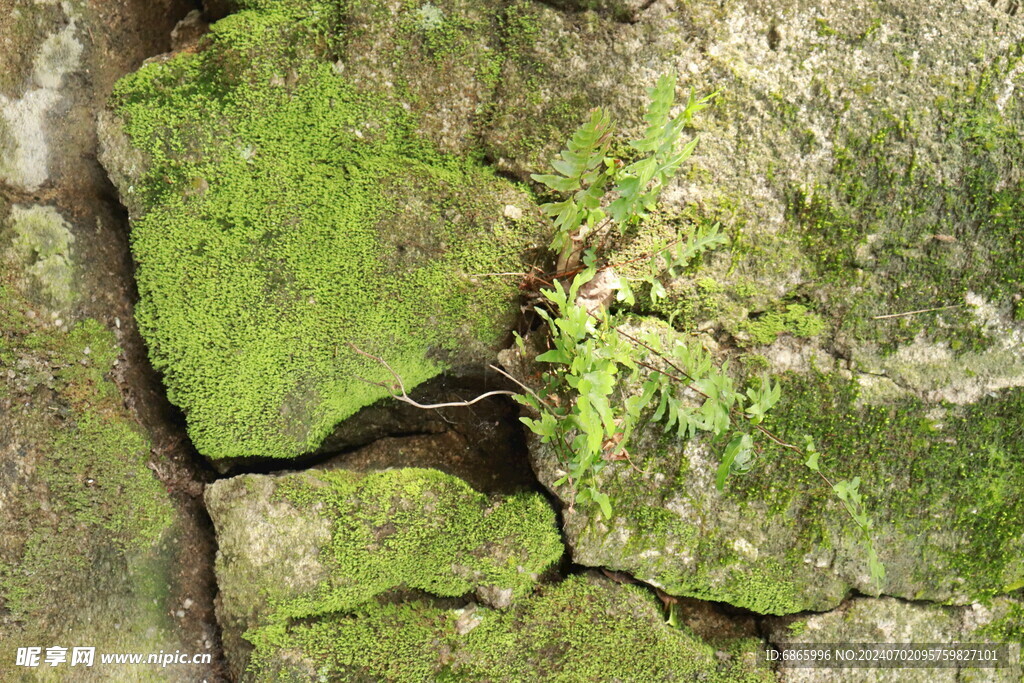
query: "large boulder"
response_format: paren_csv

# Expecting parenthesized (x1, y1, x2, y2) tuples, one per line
(98, 1, 547, 462)
(482, 0, 1024, 403)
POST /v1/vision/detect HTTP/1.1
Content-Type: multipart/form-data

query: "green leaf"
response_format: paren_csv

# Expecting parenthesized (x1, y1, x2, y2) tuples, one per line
(805, 450, 820, 472)
(651, 280, 667, 300)
(615, 276, 635, 305)
(716, 432, 752, 491)
(530, 173, 580, 193)
(591, 489, 613, 519)
(536, 348, 571, 364)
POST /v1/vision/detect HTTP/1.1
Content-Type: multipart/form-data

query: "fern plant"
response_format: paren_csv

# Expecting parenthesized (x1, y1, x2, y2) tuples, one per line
(515, 72, 885, 589)
(516, 269, 782, 518)
(531, 74, 716, 274)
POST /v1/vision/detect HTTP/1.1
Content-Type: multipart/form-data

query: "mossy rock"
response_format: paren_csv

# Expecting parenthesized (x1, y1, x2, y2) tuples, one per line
(243, 573, 775, 682)
(205, 465, 564, 676)
(0, 283, 203, 680)
(515, 316, 1024, 615)
(99, 1, 547, 461)
(481, 0, 1024, 391)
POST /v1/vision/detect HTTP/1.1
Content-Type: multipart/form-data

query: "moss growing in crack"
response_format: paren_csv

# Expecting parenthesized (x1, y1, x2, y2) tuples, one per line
(262, 468, 564, 621)
(244, 575, 774, 682)
(109, 2, 540, 460)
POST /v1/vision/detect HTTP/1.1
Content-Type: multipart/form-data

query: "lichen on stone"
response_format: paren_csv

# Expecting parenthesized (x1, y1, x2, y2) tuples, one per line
(6, 203, 77, 308)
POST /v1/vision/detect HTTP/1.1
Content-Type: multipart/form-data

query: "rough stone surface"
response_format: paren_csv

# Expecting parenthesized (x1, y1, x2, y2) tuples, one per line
(765, 595, 1024, 682)
(8, 0, 1021, 675)
(206, 464, 565, 677)
(514, 314, 1024, 615)
(469, 0, 1024, 623)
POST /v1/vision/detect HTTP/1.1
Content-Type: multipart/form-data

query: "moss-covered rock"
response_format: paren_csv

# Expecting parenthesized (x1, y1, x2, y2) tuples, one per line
(512, 315, 1024, 615)
(0, 282, 204, 680)
(99, 0, 548, 462)
(205, 465, 564, 676)
(243, 573, 775, 682)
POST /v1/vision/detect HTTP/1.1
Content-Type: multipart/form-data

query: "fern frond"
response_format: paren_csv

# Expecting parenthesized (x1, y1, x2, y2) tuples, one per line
(530, 108, 614, 194)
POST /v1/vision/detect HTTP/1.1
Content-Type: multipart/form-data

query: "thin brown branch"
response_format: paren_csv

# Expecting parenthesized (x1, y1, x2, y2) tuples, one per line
(871, 304, 961, 320)
(348, 344, 518, 409)
(487, 363, 550, 408)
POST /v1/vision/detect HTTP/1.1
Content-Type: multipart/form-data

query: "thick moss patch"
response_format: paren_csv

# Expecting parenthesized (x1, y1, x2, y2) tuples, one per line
(206, 466, 565, 674)
(107, 3, 541, 460)
(244, 574, 774, 682)
(269, 467, 565, 616)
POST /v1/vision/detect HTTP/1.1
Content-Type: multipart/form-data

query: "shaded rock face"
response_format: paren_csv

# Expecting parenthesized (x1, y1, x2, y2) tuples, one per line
(205, 464, 565, 677)
(98, 1, 548, 463)
(765, 595, 1024, 682)
(0, 1, 223, 679)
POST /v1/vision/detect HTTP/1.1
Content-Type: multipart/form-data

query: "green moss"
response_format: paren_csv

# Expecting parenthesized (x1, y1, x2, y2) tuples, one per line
(41, 412, 174, 546)
(110, 3, 539, 459)
(977, 599, 1024, 644)
(786, 50, 1024, 353)
(244, 575, 775, 681)
(738, 303, 826, 346)
(247, 600, 456, 681)
(0, 285, 177, 651)
(261, 468, 563, 621)
(665, 561, 800, 617)
(741, 371, 1024, 599)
